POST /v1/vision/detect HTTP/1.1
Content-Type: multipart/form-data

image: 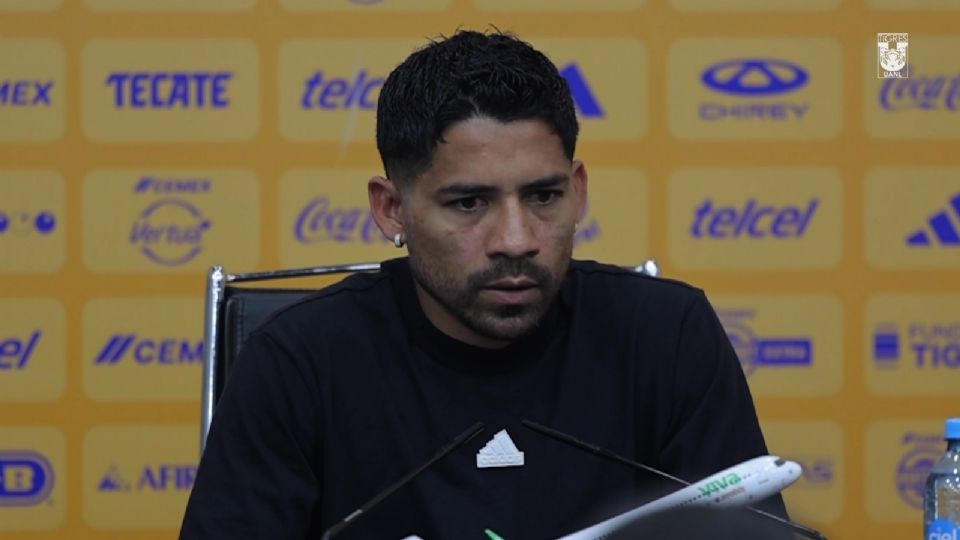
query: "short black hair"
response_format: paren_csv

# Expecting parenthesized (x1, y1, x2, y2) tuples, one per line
(376, 30, 579, 186)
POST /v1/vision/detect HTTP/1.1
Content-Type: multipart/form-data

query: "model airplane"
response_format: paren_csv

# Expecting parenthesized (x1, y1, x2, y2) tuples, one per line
(401, 455, 801, 540)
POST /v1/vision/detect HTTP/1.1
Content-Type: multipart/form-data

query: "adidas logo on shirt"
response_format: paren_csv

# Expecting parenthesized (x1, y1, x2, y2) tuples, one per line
(476, 429, 525, 468)
(907, 192, 960, 247)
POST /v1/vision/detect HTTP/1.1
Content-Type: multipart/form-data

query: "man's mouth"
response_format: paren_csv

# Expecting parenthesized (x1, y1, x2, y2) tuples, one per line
(481, 278, 540, 304)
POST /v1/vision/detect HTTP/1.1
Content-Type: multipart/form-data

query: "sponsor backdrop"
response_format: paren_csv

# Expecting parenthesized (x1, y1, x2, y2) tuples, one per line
(0, 1, 956, 538)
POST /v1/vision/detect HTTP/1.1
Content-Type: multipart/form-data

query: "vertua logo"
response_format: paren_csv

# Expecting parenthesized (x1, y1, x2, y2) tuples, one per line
(719, 309, 813, 377)
(906, 192, 960, 247)
(897, 432, 940, 508)
(0, 330, 41, 370)
(294, 196, 389, 245)
(129, 177, 213, 266)
(0, 450, 55, 506)
(95, 334, 203, 366)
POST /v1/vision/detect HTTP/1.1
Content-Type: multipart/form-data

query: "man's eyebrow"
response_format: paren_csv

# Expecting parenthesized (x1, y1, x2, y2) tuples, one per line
(435, 174, 570, 198)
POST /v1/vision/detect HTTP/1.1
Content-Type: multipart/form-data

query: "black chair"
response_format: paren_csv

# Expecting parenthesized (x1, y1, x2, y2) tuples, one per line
(198, 259, 660, 453)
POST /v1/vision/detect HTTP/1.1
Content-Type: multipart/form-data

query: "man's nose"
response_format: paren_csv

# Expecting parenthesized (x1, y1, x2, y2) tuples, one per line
(489, 198, 539, 259)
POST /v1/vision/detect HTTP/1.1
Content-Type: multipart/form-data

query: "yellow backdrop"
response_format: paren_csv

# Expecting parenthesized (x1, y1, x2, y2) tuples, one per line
(1, 1, 958, 539)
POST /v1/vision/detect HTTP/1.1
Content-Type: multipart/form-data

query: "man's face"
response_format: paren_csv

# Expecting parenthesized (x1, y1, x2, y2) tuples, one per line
(402, 117, 587, 348)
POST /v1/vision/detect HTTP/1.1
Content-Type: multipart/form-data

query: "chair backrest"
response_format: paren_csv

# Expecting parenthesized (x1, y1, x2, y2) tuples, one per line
(198, 259, 660, 454)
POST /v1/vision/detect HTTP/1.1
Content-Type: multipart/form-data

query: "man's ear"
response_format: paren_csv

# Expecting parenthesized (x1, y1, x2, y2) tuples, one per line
(572, 160, 589, 223)
(368, 175, 404, 241)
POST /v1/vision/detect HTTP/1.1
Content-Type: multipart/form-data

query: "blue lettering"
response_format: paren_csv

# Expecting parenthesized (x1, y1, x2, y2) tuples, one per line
(692, 199, 819, 239)
(135, 177, 213, 194)
(137, 465, 196, 491)
(0, 331, 41, 370)
(914, 343, 960, 368)
(0, 80, 55, 107)
(699, 102, 809, 121)
(106, 71, 233, 109)
(294, 196, 388, 244)
(300, 70, 384, 110)
(129, 338, 203, 364)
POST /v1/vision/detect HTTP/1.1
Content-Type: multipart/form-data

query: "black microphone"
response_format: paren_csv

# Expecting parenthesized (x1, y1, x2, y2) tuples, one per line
(521, 419, 829, 540)
(320, 421, 486, 540)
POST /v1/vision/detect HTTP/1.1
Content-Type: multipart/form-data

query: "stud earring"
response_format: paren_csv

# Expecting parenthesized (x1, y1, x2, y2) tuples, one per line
(393, 232, 405, 248)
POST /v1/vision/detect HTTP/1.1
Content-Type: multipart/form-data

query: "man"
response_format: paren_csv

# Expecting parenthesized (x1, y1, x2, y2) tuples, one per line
(180, 30, 786, 539)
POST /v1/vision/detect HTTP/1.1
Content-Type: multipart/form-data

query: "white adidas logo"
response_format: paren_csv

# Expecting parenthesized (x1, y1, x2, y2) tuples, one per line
(476, 429, 525, 468)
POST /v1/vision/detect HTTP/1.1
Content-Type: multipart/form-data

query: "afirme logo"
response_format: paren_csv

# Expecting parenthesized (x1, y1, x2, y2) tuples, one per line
(906, 192, 960, 248)
(896, 432, 940, 509)
(877, 33, 908, 79)
(699, 58, 810, 121)
(719, 309, 813, 378)
(0, 450, 55, 507)
(97, 463, 196, 493)
(0, 330, 41, 370)
(95, 334, 203, 366)
(295, 197, 389, 245)
(106, 72, 233, 109)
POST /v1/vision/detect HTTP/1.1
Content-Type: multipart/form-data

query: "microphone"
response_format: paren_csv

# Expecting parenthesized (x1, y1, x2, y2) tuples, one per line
(521, 419, 829, 540)
(320, 421, 486, 540)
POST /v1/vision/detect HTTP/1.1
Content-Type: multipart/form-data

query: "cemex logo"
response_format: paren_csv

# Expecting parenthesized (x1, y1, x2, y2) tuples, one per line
(98, 463, 196, 493)
(130, 177, 212, 266)
(906, 192, 960, 248)
(0, 450, 55, 507)
(106, 72, 233, 109)
(295, 197, 389, 245)
(897, 432, 941, 508)
(0, 209, 57, 236)
(0, 80, 54, 107)
(880, 68, 960, 112)
(95, 334, 203, 366)
(691, 198, 818, 239)
(0, 330, 41, 371)
(872, 322, 960, 370)
(299, 62, 604, 118)
(699, 58, 810, 121)
(719, 309, 812, 377)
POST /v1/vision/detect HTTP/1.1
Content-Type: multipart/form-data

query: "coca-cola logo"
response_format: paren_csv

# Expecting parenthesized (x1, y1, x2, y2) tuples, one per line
(880, 67, 960, 111)
(294, 196, 389, 245)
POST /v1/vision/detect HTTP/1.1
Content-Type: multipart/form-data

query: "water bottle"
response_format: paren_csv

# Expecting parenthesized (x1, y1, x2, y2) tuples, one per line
(924, 418, 960, 539)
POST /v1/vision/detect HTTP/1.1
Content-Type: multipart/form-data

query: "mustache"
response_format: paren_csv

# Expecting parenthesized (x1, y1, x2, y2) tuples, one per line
(465, 258, 553, 291)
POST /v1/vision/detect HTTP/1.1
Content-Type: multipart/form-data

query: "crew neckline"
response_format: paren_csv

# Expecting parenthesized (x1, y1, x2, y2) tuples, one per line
(382, 257, 568, 375)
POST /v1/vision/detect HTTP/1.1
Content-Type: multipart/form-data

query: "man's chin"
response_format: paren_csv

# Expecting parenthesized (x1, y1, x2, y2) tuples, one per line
(463, 308, 544, 343)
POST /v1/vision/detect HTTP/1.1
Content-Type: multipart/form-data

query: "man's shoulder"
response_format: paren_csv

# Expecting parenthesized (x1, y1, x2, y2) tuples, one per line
(568, 259, 704, 303)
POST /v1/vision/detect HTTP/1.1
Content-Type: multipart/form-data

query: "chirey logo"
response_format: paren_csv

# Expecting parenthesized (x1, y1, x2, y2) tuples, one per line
(878, 33, 908, 79)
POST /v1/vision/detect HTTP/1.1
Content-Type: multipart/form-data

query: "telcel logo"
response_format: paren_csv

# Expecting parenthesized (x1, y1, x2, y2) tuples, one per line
(0, 80, 54, 107)
(295, 196, 388, 245)
(691, 199, 819, 239)
(880, 69, 960, 112)
(95, 334, 203, 365)
(700, 58, 810, 121)
(0, 451, 54, 506)
(106, 72, 233, 109)
(98, 463, 196, 493)
(129, 178, 212, 266)
(0, 330, 40, 370)
(301, 70, 383, 110)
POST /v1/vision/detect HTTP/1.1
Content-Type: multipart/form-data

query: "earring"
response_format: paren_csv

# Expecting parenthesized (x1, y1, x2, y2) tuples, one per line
(393, 232, 405, 248)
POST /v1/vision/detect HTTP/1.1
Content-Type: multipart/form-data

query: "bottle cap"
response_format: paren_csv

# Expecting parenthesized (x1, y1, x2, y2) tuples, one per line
(946, 418, 960, 440)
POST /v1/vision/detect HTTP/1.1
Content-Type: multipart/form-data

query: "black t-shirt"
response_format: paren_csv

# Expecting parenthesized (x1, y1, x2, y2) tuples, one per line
(180, 258, 787, 539)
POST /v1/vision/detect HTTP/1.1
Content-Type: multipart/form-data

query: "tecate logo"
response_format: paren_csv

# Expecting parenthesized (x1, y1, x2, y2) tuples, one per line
(701, 59, 809, 96)
(0, 451, 55, 507)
